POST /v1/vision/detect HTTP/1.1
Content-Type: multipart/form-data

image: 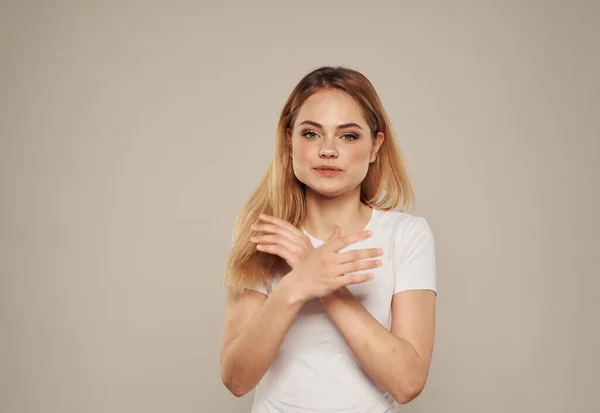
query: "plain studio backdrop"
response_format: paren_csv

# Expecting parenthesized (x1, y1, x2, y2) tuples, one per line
(1, 1, 598, 412)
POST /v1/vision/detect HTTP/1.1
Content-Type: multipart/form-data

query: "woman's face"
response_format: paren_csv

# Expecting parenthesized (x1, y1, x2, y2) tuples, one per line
(288, 89, 384, 198)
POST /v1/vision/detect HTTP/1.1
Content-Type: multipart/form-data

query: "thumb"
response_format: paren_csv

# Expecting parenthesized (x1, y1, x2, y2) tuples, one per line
(327, 225, 340, 241)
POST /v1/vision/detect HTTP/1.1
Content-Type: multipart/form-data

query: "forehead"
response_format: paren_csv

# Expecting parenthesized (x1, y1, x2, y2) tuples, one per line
(295, 89, 366, 126)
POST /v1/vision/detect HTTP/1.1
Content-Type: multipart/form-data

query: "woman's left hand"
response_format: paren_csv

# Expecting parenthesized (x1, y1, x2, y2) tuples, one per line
(250, 214, 314, 269)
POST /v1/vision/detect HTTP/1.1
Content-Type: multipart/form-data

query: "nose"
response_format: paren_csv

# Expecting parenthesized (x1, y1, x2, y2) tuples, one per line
(319, 139, 338, 159)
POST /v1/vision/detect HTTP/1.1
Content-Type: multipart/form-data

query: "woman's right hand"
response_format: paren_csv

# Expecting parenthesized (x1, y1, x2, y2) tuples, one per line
(283, 225, 383, 303)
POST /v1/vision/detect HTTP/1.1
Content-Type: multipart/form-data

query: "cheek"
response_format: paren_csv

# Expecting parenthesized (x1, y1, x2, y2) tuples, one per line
(290, 144, 311, 178)
(292, 142, 314, 164)
(346, 145, 373, 166)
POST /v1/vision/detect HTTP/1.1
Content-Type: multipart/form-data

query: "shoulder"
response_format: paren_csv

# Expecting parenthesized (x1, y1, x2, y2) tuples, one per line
(373, 209, 435, 263)
(375, 209, 433, 239)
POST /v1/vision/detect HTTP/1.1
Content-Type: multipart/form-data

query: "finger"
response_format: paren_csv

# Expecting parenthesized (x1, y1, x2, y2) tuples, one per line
(326, 225, 341, 242)
(251, 223, 281, 235)
(257, 215, 302, 239)
(255, 243, 295, 263)
(250, 235, 302, 253)
(337, 273, 374, 287)
(252, 221, 305, 244)
(326, 229, 373, 252)
(336, 248, 384, 264)
(338, 258, 382, 275)
(258, 214, 304, 237)
(251, 225, 308, 252)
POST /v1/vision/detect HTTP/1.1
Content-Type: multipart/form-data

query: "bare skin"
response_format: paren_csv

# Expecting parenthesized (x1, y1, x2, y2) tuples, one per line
(220, 89, 436, 403)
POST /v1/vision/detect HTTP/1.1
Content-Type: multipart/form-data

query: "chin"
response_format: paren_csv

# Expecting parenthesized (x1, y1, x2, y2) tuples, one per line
(303, 181, 351, 198)
(313, 189, 346, 198)
(295, 171, 362, 198)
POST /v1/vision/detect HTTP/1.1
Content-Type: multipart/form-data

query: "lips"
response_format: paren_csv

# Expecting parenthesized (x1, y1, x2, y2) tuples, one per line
(315, 165, 342, 171)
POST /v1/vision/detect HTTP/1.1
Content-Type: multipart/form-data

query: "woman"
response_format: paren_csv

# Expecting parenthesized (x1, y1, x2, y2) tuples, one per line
(220, 66, 437, 412)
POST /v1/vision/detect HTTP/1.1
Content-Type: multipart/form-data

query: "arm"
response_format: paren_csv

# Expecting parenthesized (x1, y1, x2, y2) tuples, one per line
(221, 218, 379, 397)
(320, 288, 436, 404)
(220, 277, 304, 397)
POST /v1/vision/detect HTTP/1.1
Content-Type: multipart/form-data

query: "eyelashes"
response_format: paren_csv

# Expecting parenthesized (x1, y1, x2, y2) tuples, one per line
(302, 130, 319, 139)
(301, 129, 359, 142)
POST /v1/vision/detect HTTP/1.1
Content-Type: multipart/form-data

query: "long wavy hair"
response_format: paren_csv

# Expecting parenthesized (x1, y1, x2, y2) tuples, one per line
(224, 66, 415, 294)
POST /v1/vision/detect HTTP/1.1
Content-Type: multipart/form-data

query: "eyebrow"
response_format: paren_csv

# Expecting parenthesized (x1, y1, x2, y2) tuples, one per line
(297, 120, 363, 130)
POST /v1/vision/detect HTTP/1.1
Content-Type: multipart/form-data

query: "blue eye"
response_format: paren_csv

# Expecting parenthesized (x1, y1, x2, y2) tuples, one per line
(301, 130, 358, 141)
(302, 130, 318, 139)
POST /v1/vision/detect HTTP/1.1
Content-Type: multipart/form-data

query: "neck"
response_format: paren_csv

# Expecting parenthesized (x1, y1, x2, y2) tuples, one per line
(302, 187, 373, 241)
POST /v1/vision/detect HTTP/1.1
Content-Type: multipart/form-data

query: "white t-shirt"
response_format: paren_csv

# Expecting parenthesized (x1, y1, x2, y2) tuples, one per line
(248, 208, 437, 413)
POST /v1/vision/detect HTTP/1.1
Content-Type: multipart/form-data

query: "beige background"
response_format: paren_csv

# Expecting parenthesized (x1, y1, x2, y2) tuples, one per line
(1, 1, 598, 412)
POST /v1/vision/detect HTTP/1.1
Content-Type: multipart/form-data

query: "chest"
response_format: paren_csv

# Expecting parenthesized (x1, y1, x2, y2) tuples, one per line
(280, 237, 397, 352)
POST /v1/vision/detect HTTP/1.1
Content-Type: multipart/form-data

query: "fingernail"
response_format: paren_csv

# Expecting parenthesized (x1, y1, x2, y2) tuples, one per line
(377, 260, 382, 266)
(378, 249, 384, 255)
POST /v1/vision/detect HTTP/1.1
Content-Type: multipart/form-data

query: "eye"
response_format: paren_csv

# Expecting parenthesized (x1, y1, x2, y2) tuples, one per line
(301, 130, 319, 139)
(342, 133, 358, 141)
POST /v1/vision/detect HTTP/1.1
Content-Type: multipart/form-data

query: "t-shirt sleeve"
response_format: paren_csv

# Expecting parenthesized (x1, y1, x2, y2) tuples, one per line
(251, 280, 270, 296)
(393, 216, 437, 295)
(230, 227, 270, 296)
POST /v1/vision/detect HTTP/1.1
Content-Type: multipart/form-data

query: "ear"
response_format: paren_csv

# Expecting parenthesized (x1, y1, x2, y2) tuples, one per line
(286, 127, 293, 158)
(370, 131, 385, 163)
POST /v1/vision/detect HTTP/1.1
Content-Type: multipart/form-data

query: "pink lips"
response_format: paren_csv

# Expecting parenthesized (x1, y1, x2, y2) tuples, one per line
(315, 166, 343, 176)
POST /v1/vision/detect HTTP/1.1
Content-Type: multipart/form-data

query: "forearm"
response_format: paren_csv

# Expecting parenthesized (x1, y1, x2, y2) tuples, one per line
(221, 277, 304, 397)
(320, 288, 427, 404)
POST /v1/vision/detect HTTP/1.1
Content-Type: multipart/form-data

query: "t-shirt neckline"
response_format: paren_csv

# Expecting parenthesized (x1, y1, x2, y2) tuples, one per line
(302, 207, 380, 245)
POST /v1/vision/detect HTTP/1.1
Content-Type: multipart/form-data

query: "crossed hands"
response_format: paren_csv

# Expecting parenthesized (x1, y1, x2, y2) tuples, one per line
(250, 214, 383, 303)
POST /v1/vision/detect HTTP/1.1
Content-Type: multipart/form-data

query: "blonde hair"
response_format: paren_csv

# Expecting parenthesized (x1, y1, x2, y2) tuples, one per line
(224, 66, 415, 294)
